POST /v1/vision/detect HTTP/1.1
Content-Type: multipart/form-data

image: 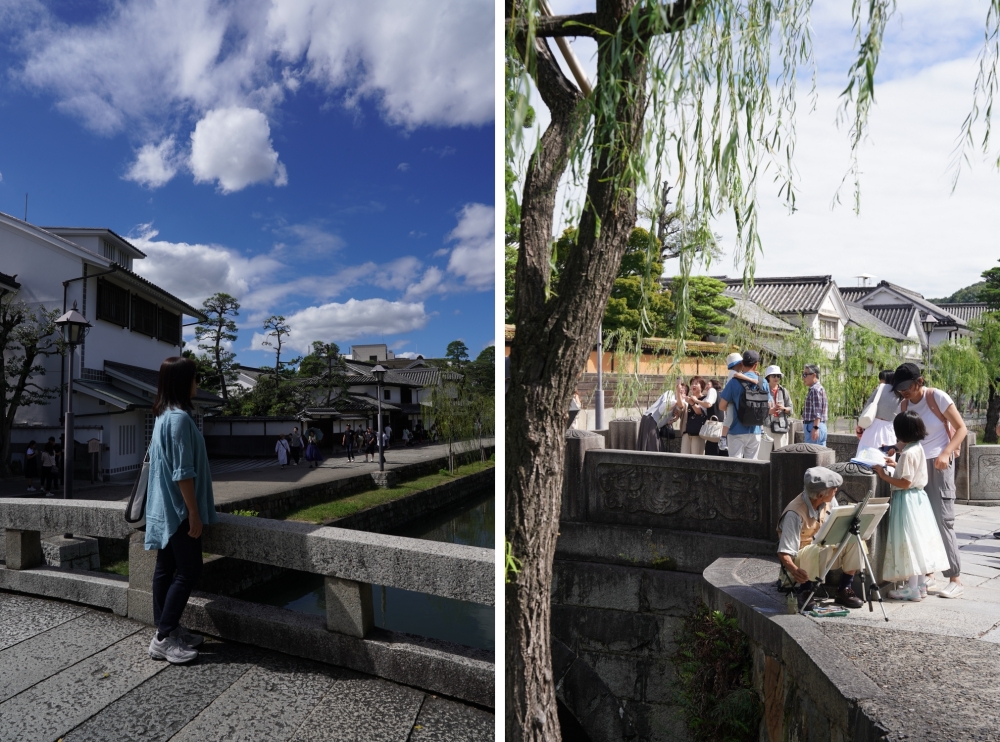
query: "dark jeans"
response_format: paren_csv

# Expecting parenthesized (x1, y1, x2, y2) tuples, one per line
(290, 445, 302, 464)
(152, 518, 203, 638)
(345, 443, 354, 459)
(41, 466, 58, 491)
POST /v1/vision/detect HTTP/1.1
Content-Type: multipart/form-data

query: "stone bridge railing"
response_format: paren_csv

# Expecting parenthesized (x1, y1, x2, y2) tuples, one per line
(0, 498, 494, 707)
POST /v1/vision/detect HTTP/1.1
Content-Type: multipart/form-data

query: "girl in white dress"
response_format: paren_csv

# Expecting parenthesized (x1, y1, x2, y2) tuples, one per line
(275, 435, 291, 468)
(873, 410, 949, 601)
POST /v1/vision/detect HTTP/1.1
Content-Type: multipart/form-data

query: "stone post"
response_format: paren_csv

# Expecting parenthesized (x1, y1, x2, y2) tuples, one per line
(127, 531, 157, 624)
(769, 443, 836, 518)
(325, 576, 373, 638)
(969, 444, 1000, 504)
(563, 430, 604, 522)
(607, 418, 639, 451)
(5, 529, 42, 570)
(955, 432, 976, 501)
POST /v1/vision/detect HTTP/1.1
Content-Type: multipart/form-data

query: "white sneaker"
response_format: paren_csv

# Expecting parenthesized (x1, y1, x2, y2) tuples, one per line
(938, 582, 964, 599)
(925, 576, 941, 593)
(149, 634, 198, 664)
(26, 486, 36, 492)
(170, 625, 204, 647)
(887, 586, 922, 602)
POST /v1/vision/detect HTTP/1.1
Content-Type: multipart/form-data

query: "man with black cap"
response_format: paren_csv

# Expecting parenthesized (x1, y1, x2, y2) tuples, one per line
(717, 349, 767, 459)
(777, 467, 865, 610)
(892, 362, 967, 599)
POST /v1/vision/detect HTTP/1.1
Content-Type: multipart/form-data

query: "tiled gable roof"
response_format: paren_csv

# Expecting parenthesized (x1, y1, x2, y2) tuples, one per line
(724, 293, 797, 333)
(717, 275, 834, 314)
(843, 302, 909, 341)
(860, 304, 918, 337)
(933, 303, 991, 323)
(855, 281, 966, 329)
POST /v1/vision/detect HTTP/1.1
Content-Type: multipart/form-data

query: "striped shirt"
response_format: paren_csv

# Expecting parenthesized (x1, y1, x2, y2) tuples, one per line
(803, 382, 828, 423)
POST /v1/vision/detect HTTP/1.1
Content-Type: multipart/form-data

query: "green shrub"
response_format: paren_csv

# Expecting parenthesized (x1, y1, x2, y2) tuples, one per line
(231, 509, 259, 517)
(672, 604, 762, 742)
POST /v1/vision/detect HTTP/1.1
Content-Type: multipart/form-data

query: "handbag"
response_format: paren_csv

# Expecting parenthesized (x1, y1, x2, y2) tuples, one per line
(699, 416, 723, 442)
(124, 446, 151, 529)
(858, 384, 884, 429)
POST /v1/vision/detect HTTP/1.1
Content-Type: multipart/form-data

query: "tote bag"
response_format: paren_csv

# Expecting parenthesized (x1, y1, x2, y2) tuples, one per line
(699, 416, 724, 442)
(124, 446, 151, 529)
(858, 384, 884, 430)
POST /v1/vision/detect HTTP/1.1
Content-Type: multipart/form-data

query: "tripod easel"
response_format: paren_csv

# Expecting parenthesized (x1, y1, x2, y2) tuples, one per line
(800, 490, 889, 622)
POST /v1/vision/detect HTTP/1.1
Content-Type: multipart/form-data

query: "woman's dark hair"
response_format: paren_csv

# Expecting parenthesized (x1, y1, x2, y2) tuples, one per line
(893, 410, 927, 443)
(28, 440, 36, 447)
(44, 442, 54, 454)
(878, 370, 894, 384)
(710, 379, 723, 391)
(689, 376, 705, 392)
(153, 357, 197, 417)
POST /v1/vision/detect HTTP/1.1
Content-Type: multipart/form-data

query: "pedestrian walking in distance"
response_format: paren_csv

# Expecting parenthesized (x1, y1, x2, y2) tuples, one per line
(39, 442, 57, 496)
(23, 440, 38, 493)
(145, 357, 218, 665)
(344, 425, 355, 462)
(275, 434, 291, 468)
(304, 432, 321, 469)
(288, 427, 303, 466)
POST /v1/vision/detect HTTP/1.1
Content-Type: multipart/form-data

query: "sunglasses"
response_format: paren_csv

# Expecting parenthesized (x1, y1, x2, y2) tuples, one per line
(801, 372, 815, 378)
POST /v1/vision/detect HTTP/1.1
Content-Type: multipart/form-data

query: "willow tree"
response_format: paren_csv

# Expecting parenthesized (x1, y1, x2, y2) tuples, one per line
(504, 1, 895, 739)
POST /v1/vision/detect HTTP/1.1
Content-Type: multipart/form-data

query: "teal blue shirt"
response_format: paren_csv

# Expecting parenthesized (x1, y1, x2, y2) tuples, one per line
(144, 408, 219, 550)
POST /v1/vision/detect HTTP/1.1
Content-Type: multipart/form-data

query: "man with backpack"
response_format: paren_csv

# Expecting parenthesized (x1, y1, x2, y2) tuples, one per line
(717, 350, 770, 459)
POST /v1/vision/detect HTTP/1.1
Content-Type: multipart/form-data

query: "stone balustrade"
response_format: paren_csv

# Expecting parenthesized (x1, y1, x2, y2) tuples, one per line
(0, 497, 495, 707)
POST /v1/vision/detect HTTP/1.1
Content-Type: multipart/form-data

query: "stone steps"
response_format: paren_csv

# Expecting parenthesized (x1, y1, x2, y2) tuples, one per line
(0, 593, 494, 742)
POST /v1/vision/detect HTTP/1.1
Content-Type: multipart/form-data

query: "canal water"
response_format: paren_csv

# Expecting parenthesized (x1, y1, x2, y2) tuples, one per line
(237, 490, 494, 651)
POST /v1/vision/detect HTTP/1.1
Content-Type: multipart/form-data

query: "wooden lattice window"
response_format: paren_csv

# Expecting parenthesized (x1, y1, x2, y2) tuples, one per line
(131, 295, 158, 337)
(158, 307, 180, 346)
(96, 279, 129, 327)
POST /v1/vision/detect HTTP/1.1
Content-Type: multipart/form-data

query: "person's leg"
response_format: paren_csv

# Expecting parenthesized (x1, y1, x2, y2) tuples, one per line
(743, 434, 761, 459)
(816, 421, 828, 446)
(680, 434, 692, 455)
(692, 435, 706, 456)
(727, 434, 749, 459)
(925, 461, 961, 582)
(152, 542, 177, 630)
(157, 519, 204, 638)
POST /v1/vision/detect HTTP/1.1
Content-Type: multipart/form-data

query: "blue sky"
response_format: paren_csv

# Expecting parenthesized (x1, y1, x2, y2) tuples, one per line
(0, 0, 494, 366)
(538, 1, 1000, 298)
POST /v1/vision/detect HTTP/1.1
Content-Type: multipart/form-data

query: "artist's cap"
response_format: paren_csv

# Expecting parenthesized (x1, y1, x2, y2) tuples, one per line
(892, 362, 921, 392)
(742, 349, 761, 366)
(803, 466, 843, 495)
(763, 365, 782, 378)
(726, 352, 743, 369)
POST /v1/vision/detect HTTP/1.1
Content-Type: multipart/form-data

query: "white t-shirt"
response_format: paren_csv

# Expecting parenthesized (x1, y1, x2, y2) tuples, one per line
(702, 387, 718, 407)
(905, 388, 955, 460)
(893, 443, 928, 490)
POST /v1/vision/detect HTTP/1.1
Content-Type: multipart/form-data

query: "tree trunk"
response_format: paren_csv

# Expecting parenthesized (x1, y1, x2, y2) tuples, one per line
(985, 382, 1000, 443)
(506, 3, 647, 739)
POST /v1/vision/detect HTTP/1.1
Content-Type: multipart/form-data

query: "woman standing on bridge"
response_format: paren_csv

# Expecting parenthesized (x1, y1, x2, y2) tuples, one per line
(145, 357, 219, 664)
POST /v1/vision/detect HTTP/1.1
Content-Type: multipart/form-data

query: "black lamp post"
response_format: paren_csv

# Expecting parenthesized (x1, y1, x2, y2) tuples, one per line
(922, 314, 937, 374)
(55, 303, 91, 502)
(373, 364, 386, 472)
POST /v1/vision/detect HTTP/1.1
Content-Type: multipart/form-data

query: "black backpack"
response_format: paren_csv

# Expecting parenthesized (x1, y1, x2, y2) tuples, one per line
(737, 379, 770, 427)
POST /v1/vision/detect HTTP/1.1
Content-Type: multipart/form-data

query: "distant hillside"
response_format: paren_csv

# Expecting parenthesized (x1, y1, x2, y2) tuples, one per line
(930, 281, 986, 304)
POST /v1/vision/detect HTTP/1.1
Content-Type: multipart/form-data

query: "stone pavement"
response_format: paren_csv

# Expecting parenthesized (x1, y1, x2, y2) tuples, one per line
(0, 592, 494, 742)
(733, 504, 1000, 741)
(0, 440, 492, 507)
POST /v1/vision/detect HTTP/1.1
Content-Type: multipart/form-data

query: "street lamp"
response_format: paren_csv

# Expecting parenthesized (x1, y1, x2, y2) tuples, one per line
(372, 364, 387, 472)
(55, 303, 91, 502)
(921, 314, 937, 375)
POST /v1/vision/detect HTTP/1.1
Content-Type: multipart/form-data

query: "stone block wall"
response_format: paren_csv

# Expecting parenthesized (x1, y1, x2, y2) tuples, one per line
(969, 444, 1000, 504)
(551, 560, 701, 741)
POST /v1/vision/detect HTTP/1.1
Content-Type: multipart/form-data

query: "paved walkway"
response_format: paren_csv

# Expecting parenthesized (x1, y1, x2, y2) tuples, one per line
(735, 504, 1000, 741)
(0, 440, 493, 507)
(0, 593, 494, 742)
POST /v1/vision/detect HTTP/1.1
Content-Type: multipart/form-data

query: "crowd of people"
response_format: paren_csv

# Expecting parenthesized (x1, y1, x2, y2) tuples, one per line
(23, 435, 67, 496)
(271, 421, 441, 469)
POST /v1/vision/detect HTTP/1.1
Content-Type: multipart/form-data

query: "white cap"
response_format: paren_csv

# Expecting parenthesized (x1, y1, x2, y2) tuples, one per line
(763, 365, 782, 378)
(725, 352, 743, 369)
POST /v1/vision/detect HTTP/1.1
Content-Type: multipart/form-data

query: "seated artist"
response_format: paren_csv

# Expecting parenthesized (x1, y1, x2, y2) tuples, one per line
(777, 467, 865, 611)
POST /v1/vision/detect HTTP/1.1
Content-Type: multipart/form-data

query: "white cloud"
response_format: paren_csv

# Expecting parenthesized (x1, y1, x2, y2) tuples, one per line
(12, 0, 492, 142)
(397, 163, 410, 172)
(249, 298, 429, 352)
(190, 107, 287, 193)
(445, 203, 494, 289)
(370, 257, 423, 291)
(279, 222, 344, 254)
(403, 267, 445, 301)
(129, 225, 282, 307)
(395, 351, 420, 359)
(124, 137, 180, 188)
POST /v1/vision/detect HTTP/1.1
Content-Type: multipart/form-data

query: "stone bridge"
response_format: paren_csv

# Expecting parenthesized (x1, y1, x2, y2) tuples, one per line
(0, 498, 494, 740)
(551, 430, 1000, 742)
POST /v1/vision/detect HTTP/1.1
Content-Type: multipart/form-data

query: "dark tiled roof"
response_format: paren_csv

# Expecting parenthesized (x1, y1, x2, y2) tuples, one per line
(104, 361, 224, 405)
(839, 286, 875, 303)
(860, 304, 918, 336)
(73, 380, 151, 409)
(858, 281, 966, 329)
(303, 395, 401, 414)
(844, 302, 909, 341)
(933, 303, 991, 323)
(717, 275, 834, 314)
(724, 294, 797, 332)
(41, 227, 148, 258)
(0, 271, 20, 291)
(107, 266, 206, 321)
